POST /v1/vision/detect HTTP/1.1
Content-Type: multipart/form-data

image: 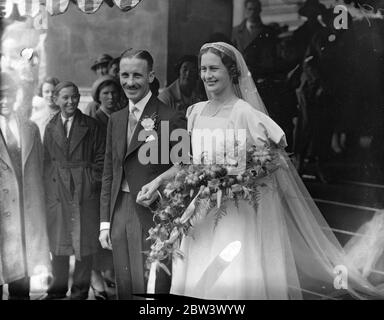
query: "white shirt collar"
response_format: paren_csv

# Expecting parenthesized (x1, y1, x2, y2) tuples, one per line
(0, 114, 16, 127)
(0, 114, 20, 147)
(0, 114, 6, 124)
(0, 115, 7, 136)
(246, 20, 261, 33)
(129, 90, 152, 119)
(61, 113, 75, 124)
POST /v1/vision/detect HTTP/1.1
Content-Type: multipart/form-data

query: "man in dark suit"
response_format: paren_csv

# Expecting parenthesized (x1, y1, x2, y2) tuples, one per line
(99, 49, 186, 299)
(232, 0, 270, 54)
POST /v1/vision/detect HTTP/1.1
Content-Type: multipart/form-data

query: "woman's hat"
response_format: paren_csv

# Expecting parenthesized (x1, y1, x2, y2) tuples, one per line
(91, 54, 113, 72)
(174, 55, 198, 74)
(91, 75, 120, 103)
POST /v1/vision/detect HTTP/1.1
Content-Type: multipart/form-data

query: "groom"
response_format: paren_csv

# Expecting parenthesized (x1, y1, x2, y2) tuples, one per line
(99, 49, 186, 299)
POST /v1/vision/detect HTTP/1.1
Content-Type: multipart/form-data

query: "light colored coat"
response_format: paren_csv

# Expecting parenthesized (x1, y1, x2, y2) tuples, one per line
(0, 115, 51, 285)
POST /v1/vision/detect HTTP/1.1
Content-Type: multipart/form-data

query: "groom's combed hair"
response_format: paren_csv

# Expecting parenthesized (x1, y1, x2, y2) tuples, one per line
(120, 48, 154, 71)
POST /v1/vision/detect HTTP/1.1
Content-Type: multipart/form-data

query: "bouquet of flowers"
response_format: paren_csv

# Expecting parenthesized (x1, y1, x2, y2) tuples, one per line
(145, 140, 283, 275)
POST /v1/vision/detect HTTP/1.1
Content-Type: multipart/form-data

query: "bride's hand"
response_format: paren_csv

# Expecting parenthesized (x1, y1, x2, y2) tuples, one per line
(136, 178, 161, 207)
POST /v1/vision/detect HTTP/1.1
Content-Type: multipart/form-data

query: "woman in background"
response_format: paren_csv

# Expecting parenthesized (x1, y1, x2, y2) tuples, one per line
(30, 77, 60, 140)
(90, 75, 122, 299)
(158, 55, 202, 115)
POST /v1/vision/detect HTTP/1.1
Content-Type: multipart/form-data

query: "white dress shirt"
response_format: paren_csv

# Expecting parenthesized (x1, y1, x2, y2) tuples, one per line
(0, 115, 20, 148)
(120, 90, 152, 193)
(100, 91, 152, 231)
(129, 90, 152, 121)
(61, 113, 75, 138)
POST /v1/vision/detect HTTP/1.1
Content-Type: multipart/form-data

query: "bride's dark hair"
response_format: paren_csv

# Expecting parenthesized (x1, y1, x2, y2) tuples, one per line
(199, 46, 241, 84)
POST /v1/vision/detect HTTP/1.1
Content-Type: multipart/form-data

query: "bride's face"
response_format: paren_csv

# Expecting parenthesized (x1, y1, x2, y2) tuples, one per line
(200, 51, 232, 96)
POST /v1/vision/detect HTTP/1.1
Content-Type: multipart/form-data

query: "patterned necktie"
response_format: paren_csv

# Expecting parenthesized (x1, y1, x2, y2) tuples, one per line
(127, 107, 138, 146)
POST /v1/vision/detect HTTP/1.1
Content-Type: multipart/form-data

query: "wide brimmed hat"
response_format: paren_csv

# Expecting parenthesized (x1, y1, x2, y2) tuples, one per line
(298, 0, 326, 18)
(91, 54, 113, 71)
(91, 75, 120, 103)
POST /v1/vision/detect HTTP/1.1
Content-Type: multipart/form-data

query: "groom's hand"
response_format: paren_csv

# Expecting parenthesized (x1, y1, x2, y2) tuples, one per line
(99, 229, 112, 250)
(136, 179, 161, 208)
(136, 189, 159, 208)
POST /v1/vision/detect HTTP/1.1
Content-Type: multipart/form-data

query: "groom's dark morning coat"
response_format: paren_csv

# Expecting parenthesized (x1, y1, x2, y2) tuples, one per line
(100, 94, 186, 298)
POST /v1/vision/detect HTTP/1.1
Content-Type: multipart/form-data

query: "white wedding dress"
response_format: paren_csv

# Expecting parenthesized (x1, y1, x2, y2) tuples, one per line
(169, 99, 384, 300)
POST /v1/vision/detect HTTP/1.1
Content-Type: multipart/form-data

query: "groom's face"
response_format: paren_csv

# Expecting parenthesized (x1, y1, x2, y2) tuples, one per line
(120, 57, 154, 104)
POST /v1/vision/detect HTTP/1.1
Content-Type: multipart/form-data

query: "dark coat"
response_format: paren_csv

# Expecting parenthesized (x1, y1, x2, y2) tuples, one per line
(94, 108, 109, 131)
(0, 115, 51, 285)
(232, 20, 272, 54)
(43, 110, 105, 259)
(158, 79, 201, 115)
(84, 101, 100, 118)
(100, 94, 187, 233)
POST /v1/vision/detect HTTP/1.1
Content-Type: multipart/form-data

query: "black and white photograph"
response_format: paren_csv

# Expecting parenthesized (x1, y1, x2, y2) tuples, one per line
(1, 0, 384, 307)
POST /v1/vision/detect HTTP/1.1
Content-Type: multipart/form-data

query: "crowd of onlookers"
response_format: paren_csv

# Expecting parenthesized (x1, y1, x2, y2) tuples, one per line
(13, 0, 384, 183)
(73, 0, 384, 182)
(233, 0, 384, 181)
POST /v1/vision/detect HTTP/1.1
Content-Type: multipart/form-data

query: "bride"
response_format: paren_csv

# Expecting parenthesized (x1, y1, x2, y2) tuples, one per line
(137, 42, 384, 299)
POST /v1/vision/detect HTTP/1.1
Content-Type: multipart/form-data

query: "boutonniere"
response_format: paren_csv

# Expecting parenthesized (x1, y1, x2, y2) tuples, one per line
(141, 112, 158, 131)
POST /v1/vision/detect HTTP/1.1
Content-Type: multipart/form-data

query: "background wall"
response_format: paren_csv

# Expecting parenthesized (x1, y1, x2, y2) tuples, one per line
(46, 0, 169, 88)
(166, 0, 233, 85)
